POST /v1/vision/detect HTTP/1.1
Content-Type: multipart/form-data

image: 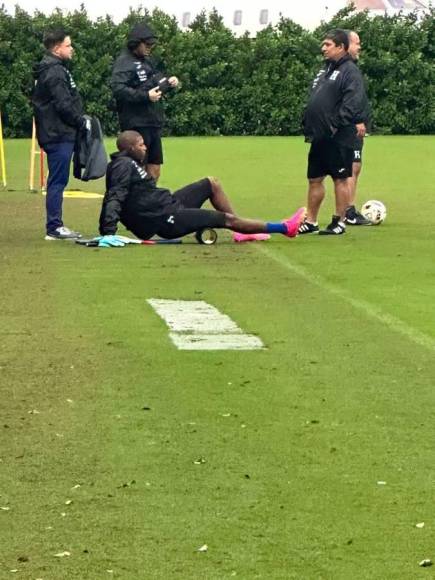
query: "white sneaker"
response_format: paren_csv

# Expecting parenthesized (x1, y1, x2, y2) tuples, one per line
(45, 226, 82, 240)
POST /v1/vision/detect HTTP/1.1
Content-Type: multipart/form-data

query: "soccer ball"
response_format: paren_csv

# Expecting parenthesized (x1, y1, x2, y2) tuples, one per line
(360, 200, 387, 225)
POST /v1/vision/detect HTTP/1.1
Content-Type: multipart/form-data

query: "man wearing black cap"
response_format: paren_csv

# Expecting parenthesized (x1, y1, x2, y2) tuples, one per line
(111, 22, 179, 181)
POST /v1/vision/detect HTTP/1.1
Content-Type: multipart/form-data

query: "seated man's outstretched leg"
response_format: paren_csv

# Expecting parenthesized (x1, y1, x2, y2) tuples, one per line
(156, 206, 306, 240)
(225, 207, 306, 238)
(208, 178, 305, 242)
(207, 177, 268, 242)
(207, 177, 235, 214)
(171, 176, 304, 242)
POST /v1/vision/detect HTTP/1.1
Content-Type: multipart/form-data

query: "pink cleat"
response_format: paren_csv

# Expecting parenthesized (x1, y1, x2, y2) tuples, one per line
(283, 207, 307, 238)
(233, 232, 271, 243)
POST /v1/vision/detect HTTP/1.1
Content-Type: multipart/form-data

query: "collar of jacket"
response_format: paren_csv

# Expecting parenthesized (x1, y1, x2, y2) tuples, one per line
(110, 150, 145, 165)
(45, 52, 68, 65)
(326, 53, 352, 71)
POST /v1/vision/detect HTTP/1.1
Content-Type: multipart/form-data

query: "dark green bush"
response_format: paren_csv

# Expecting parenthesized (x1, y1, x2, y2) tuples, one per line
(0, 4, 433, 136)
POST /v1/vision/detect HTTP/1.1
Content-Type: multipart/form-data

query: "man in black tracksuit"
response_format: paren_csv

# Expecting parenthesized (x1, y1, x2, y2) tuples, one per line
(344, 30, 372, 226)
(32, 29, 86, 240)
(111, 22, 179, 182)
(98, 131, 306, 242)
(298, 29, 367, 236)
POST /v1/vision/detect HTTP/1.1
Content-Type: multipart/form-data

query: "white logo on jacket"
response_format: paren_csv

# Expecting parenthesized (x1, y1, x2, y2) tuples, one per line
(329, 71, 340, 81)
(66, 69, 77, 89)
(312, 68, 324, 89)
(134, 61, 148, 83)
(131, 160, 147, 179)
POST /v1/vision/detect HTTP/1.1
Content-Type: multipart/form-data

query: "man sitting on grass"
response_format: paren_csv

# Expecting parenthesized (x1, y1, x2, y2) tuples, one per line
(99, 131, 305, 243)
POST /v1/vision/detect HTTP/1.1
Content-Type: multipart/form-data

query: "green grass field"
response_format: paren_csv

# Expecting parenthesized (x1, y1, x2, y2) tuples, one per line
(1, 136, 435, 579)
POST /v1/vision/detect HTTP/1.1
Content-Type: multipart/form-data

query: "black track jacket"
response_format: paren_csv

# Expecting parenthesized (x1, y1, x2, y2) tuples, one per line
(303, 54, 367, 147)
(32, 53, 83, 147)
(111, 49, 166, 130)
(73, 116, 108, 181)
(99, 152, 177, 237)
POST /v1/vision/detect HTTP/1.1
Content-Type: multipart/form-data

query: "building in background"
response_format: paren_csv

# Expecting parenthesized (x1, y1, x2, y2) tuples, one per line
(170, 0, 430, 34)
(2, 0, 430, 34)
(352, 0, 428, 8)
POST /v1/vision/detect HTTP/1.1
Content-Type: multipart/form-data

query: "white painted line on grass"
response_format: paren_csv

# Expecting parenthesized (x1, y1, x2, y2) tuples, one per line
(147, 299, 264, 351)
(170, 333, 264, 350)
(257, 245, 435, 353)
(148, 299, 239, 333)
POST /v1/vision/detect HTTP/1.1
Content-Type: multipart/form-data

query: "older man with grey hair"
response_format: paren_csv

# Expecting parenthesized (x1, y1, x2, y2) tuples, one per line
(344, 30, 372, 226)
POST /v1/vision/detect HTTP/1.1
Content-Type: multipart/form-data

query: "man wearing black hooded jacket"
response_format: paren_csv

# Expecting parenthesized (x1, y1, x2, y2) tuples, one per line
(298, 29, 367, 236)
(111, 22, 179, 181)
(32, 29, 87, 240)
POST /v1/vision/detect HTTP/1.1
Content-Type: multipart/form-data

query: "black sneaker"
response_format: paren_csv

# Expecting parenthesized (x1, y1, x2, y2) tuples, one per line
(298, 221, 319, 234)
(345, 205, 371, 226)
(319, 215, 346, 235)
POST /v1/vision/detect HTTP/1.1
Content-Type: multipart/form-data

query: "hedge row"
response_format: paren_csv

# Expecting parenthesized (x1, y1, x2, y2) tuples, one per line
(0, 5, 434, 137)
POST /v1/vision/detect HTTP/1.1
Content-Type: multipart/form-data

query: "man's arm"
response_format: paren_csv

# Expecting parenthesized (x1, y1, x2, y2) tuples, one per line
(332, 67, 366, 134)
(111, 62, 161, 104)
(46, 72, 83, 128)
(99, 161, 132, 235)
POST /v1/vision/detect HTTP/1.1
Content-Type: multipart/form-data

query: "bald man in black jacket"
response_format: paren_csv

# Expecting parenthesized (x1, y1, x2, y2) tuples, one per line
(99, 131, 306, 242)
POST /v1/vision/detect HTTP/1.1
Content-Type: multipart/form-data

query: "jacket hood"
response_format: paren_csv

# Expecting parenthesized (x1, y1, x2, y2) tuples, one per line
(33, 53, 64, 79)
(110, 150, 135, 162)
(128, 22, 157, 43)
(110, 150, 147, 167)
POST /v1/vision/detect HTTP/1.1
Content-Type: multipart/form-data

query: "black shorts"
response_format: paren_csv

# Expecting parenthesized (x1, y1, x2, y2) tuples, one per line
(307, 139, 354, 179)
(155, 178, 226, 239)
(353, 139, 364, 164)
(135, 127, 163, 165)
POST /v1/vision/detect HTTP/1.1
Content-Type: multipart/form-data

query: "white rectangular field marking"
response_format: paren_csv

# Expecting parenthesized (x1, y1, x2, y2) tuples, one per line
(148, 299, 239, 333)
(147, 299, 264, 351)
(170, 333, 264, 350)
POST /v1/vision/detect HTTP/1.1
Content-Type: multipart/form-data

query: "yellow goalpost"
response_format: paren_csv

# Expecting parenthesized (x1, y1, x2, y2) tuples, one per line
(29, 118, 45, 192)
(28, 119, 101, 198)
